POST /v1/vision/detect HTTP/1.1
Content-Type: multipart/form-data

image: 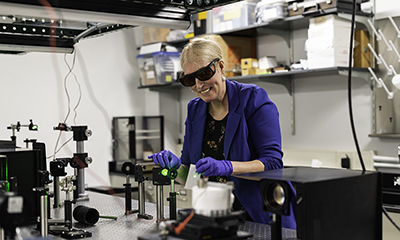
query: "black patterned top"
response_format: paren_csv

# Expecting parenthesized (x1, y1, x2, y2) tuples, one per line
(202, 111, 228, 161)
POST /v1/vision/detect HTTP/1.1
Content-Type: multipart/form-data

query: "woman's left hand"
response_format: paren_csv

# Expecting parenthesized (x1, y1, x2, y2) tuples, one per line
(195, 157, 233, 177)
(148, 150, 181, 169)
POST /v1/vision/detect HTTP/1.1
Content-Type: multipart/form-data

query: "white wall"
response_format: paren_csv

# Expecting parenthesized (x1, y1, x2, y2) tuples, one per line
(0, 28, 160, 187)
(375, 0, 400, 19)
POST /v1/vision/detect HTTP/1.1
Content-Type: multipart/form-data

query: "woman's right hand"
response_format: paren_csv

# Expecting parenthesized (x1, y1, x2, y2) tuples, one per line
(148, 150, 181, 169)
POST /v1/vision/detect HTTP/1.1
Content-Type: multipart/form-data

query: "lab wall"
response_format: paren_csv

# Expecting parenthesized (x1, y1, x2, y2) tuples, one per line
(1, 26, 399, 189)
(0, 28, 160, 187)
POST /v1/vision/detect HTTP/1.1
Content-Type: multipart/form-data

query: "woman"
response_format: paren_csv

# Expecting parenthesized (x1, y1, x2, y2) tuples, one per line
(149, 37, 296, 229)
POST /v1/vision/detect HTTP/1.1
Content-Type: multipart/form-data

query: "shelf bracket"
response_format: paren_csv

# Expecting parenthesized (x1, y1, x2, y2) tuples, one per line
(258, 75, 295, 135)
(337, 13, 373, 37)
(338, 68, 373, 90)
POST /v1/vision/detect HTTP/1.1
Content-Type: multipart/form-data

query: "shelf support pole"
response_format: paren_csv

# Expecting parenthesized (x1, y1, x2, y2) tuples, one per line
(290, 76, 295, 135)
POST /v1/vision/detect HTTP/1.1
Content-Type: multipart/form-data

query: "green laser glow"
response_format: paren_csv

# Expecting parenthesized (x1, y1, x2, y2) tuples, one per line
(161, 169, 168, 176)
(1, 158, 10, 192)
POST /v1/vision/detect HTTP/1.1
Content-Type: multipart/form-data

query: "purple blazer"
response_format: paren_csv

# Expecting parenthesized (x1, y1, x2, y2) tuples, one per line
(180, 79, 296, 229)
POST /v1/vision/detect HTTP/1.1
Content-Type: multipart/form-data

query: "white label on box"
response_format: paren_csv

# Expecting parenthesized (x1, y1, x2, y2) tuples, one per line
(8, 196, 23, 214)
(224, 7, 241, 21)
(263, 8, 278, 20)
(146, 71, 155, 79)
(139, 43, 163, 55)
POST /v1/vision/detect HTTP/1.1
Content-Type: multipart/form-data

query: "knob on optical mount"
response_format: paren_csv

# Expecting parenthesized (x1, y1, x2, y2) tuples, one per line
(122, 162, 134, 175)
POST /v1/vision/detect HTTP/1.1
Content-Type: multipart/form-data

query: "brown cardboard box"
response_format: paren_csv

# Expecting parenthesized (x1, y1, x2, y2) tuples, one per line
(241, 58, 258, 70)
(197, 35, 256, 72)
(354, 30, 370, 68)
(242, 68, 257, 76)
(142, 27, 171, 44)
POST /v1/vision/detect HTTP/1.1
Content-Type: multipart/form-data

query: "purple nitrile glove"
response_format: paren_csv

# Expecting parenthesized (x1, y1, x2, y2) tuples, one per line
(148, 150, 181, 169)
(195, 157, 233, 177)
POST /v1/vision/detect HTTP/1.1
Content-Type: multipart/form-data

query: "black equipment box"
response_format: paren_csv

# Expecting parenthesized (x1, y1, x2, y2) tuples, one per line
(382, 172, 400, 211)
(0, 147, 47, 222)
(239, 167, 382, 240)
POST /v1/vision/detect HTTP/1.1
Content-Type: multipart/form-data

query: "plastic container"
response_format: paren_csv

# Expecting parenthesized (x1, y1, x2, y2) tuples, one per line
(152, 51, 181, 84)
(255, 0, 287, 24)
(137, 54, 157, 86)
(212, 1, 256, 33)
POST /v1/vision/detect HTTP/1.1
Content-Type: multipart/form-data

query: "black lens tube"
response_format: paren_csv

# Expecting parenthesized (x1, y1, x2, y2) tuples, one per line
(73, 205, 99, 226)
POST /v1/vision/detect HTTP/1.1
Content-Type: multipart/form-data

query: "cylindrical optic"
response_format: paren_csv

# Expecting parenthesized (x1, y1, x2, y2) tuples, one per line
(265, 183, 286, 208)
(272, 184, 285, 206)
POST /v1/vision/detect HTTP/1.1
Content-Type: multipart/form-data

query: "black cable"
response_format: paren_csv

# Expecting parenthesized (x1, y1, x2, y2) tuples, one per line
(347, 0, 400, 232)
(383, 207, 400, 231)
(347, 0, 366, 172)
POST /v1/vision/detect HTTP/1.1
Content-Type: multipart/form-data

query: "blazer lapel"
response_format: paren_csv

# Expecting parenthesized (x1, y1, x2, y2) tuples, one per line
(224, 80, 241, 159)
(190, 101, 207, 162)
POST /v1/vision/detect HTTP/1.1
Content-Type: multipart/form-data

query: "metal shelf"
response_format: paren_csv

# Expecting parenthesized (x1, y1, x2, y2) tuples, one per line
(138, 82, 182, 91)
(154, 8, 372, 48)
(140, 67, 371, 93)
(136, 129, 161, 134)
(140, 67, 371, 135)
(0, 0, 241, 54)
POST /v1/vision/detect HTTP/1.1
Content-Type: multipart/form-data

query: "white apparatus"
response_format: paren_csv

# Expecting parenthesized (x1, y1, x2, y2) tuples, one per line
(192, 180, 235, 217)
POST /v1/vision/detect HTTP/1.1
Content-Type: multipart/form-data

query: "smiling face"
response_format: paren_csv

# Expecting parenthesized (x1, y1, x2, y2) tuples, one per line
(180, 38, 227, 104)
(184, 59, 226, 103)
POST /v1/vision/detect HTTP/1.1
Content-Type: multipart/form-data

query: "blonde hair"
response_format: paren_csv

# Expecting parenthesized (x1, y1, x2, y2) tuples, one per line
(180, 37, 223, 70)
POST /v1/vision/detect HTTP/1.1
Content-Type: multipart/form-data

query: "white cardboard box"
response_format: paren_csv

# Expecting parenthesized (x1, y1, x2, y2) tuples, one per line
(309, 14, 352, 29)
(307, 47, 351, 57)
(305, 37, 352, 49)
(307, 55, 351, 69)
(308, 27, 352, 39)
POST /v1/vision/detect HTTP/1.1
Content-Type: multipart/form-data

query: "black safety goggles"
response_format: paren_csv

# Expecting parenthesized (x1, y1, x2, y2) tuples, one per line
(179, 58, 220, 87)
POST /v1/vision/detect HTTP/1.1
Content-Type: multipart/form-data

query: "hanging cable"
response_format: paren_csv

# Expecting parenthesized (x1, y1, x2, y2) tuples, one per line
(62, 49, 81, 123)
(50, 49, 82, 159)
(347, 0, 400, 231)
(347, 0, 366, 172)
(47, 136, 73, 159)
(63, 49, 82, 125)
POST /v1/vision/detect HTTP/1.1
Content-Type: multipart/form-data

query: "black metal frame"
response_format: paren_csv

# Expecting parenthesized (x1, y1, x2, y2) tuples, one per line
(111, 116, 164, 173)
(0, 0, 241, 54)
